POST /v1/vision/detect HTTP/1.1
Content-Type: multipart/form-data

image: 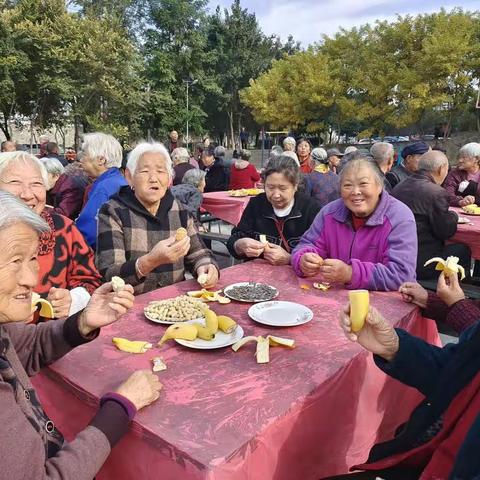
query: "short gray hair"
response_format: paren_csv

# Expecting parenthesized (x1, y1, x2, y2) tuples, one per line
(171, 147, 190, 165)
(214, 146, 226, 158)
(126, 142, 173, 178)
(370, 142, 394, 167)
(418, 150, 448, 172)
(340, 156, 384, 188)
(344, 146, 358, 155)
(81, 132, 123, 168)
(41, 157, 65, 176)
(182, 168, 206, 188)
(282, 150, 300, 166)
(459, 142, 480, 159)
(0, 151, 49, 187)
(0, 190, 49, 234)
(283, 136, 296, 148)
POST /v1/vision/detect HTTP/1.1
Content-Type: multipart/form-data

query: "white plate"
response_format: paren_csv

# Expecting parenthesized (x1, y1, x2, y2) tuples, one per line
(144, 311, 204, 325)
(457, 216, 471, 224)
(248, 301, 313, 327)
(223, 282, 279, 303)
(175, 319, 244, 349)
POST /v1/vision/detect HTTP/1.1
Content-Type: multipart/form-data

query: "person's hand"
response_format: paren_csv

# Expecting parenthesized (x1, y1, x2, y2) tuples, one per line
(196, 264, 219, 290)
(459, 195, 475, 207)
(234, 238, 265, 258)
(437, 271, 465, 307)
(78, 282, 135, 336)
(146, 235, 191, 269)
(116, 370, 162, 410)
(399, 282, 428, 309)
(319, 259, 352, 284)
(339, 304, 399, 362)
(262, 243, 291, 266)
(47, 287, 72, 318)
(299, 252, 323, 277)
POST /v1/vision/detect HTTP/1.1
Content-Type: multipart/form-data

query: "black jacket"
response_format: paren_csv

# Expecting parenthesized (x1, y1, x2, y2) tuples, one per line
(204, 159, 228, 192)
(227, 192, 321, 259)
(392, 170, 458, 275)
(386, 164, 410, 190)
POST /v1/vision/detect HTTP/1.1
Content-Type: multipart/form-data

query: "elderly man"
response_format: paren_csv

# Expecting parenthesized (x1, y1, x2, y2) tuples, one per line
(166, 130, 181, 153)
(386, 141, 429, 189)
(0, 140, 16, 152)
(76, 132, 127, 248)
(371, 142, 395, 192)
(393, 150, 470, 280)
(44, 141, 68, 166)
(283, 136, 296, 152)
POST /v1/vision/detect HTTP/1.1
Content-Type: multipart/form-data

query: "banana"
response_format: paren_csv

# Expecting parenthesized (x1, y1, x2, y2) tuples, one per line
(204, 309, 219, 333)
(158, 323, 198, 346)
(217, 315, 237, 334)
(232, 335, 295, 363)
(197, 273, 208, 285)
(111, 276, 125, 293)
(31, 293, 54, 318)
(192, 323, 215, 340)
(112, 337, 153, 353)
(424, 256, 466, 280)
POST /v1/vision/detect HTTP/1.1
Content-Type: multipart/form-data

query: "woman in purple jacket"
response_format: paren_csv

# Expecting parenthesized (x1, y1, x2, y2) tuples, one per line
(291, 156, 417, 291)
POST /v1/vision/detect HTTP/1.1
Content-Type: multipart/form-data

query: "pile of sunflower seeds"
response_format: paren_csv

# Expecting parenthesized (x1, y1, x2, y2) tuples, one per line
(228, 283, 277, 301)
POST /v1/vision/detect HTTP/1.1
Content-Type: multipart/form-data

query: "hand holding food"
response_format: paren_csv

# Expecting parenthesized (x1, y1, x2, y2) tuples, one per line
(437, 271, 465, 307)
(262, 243, 291, 266)
(348, 290, 369, 332)
(111, 276, 126, 293)
(424, 255, 465, 280)
(399, 282, 428, 308)
(146, 234, 191, 269)
(116, 370, 162, 410)
(47, 287, 72, 318)
(459, 196, 476, 207)
(339, 304, 399, 362)
(319, 259, 352, 284)
(299, 253, 324, 277)
(31, 292, 54, 318)
(196, 263, 219, 290)
(234, 237, 265, 258)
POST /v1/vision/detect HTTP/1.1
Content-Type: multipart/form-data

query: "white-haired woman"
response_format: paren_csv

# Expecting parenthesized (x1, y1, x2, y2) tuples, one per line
(171, 147, 195, 186)
(283, 136, 296, 152)
(443, 142, 480, 207)
(0, 190, 161, 479)
(171, 168, 206, 221)
(76, 132, 128, 248)
(41, 157, 87, 219)
(0, 152, 102, 319)
(96, 142, 219, 294)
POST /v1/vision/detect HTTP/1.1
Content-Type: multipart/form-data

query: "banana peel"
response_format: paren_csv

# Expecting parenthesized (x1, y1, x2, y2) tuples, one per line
(187, 289, 231, 304)
(424, 256, 465, 280)
(313, 282, 331, 291)
(152, 356, 167, 372)
(31, 293, 54, 318)
(232, 335, 295, 364)
(112, 337, 153, 353)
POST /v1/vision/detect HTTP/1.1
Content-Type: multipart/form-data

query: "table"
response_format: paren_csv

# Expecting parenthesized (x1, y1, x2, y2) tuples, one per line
(201, 192, 251, 226)
(451, 207, 480, 259)
(33, 261, 440, 479)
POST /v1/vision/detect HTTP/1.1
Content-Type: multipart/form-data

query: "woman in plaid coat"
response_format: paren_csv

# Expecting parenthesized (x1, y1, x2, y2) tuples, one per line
(96, 142, 219, 295)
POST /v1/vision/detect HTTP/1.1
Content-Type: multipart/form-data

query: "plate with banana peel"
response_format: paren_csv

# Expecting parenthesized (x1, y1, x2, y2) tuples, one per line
(248, 301, 313, 327)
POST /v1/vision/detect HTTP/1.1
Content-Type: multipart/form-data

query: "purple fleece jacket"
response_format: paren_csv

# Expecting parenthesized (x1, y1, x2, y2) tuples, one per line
(291, 192, 417, 291)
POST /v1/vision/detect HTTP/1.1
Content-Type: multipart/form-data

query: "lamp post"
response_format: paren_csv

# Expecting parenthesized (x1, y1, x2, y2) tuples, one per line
(183, 78, 198, 151)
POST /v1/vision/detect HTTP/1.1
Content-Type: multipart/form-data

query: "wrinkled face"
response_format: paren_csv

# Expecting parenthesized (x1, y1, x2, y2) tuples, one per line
(79, 150, 104, 178)
(202, 154, 215, 167)
(265, 172, 296, 210)
(47, 172, 60, 190)
(128, 152, 170, 212)
(404, 154, 422, 173)
(170, 131, 178, 142)
(297, 141, 311, 158)
(0, 222, 39, 324)
(0, 160, 46, 215)
(329, 155, 341, 168)
(457, 154, 479, 172)
(341, 165, 382, 218)
(284, 142, 295, 152)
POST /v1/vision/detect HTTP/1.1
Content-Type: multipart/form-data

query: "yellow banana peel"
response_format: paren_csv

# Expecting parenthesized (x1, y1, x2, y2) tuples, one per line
(31, 293, 54, 318)
(232, 335, 295, 363)
(158, 323, 198, 346)
(424, 256, 466, 280)
(112, 337, 153, 354)
(204, 309, 219, 333)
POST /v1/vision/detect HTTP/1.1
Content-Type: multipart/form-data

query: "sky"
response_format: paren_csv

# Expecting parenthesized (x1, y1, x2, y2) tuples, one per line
(208, 0, 479, 46)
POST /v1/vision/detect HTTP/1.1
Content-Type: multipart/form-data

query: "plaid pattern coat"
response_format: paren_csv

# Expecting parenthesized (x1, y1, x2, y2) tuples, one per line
(96, 186, 217, 295)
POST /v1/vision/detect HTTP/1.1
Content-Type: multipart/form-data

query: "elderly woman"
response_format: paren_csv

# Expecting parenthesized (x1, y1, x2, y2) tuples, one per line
(76, 132, 128, 249)
(296, 137, 313, 174)
(0, 152, 102, 318)
(96, 142, 219, 294)
(171, 168, 206, 221)
(283, 136, 296, 152)
(41, 157, 87, 219)
(227, 156, 321, 266)
(443, 142, 480, 207)
(171, 147, 195, 186)
(291, 157, 417, 291)
(305, 147, 340, 208)
(0, 190, 161, 479)
(332, 300, 480, 479)
(229, 149, 260, 190)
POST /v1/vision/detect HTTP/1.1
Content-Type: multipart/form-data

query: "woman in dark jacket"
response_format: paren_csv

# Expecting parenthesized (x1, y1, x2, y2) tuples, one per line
(227, 156, 321, 265)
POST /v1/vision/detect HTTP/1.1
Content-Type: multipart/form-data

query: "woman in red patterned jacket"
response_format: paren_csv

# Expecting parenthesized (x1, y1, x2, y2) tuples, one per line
(0, 152, 102, 319)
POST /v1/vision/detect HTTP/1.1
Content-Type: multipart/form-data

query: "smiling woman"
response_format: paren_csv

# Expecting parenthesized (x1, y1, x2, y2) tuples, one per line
(96, 142, 219, 294)
(291, 157, 418, 291)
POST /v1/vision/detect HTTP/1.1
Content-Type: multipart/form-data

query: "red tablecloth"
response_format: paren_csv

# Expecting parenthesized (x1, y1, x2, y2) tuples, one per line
(451, 207, 480, 259)
(201, 192, 251, 226)
(33, 261, 440, 479)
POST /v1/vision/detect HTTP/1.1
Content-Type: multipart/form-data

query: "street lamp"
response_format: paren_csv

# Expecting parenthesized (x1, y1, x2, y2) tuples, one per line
(183, 78, 198, 151)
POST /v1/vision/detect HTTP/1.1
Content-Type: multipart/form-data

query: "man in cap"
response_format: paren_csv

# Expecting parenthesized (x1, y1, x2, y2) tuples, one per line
(326, 148, 344, 174)
(386, 141, 430, 189)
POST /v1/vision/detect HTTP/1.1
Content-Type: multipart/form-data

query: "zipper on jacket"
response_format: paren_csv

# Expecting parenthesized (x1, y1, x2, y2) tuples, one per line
(349, 230, 357, 259)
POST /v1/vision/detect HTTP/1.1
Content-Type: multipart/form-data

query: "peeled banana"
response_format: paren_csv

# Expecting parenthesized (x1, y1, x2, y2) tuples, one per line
(424, 256, 466, 280)
(31, 292, 54, 318)
(205, 309, 219, 333)
(112, 337, 153, 353)
(217, 315, 237, 334)
(232, 335, 295, 363)
(158, 323, 198, 346)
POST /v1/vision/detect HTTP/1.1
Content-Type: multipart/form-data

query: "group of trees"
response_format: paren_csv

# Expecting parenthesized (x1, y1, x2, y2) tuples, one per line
(241, 9, 480, 141)
(0, 0, 298, 146)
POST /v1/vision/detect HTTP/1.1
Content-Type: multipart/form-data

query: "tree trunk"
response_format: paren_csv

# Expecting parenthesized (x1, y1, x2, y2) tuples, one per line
(0, 114, 10, 140)
(228, 108, 235, 150)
